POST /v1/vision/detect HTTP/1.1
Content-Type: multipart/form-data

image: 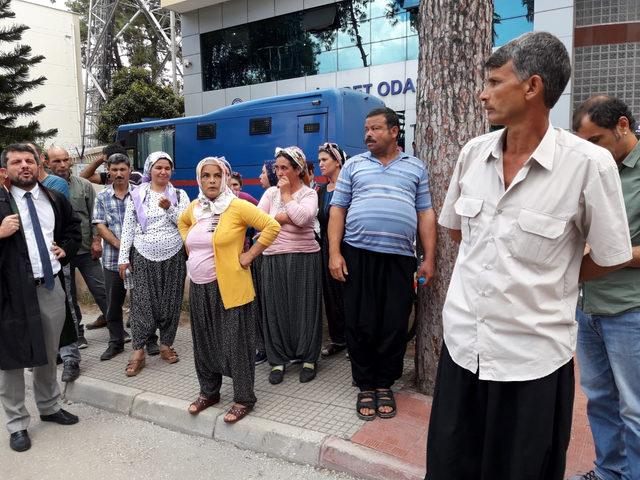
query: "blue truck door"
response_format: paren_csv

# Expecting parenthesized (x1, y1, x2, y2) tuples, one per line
(297, 113, 327, 161)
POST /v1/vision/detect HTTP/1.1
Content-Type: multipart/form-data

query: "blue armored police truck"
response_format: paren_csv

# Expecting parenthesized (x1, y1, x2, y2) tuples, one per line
(116, 88, 385, 200)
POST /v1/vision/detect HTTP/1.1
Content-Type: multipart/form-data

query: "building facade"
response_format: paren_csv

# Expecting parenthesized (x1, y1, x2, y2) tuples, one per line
(573, 0, 640, 119)
(165, 0, 638, 143)
(11, 1, 84, 148)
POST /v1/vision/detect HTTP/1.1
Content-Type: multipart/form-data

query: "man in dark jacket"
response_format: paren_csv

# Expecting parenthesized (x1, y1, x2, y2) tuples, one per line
(0, 143, 82, 453)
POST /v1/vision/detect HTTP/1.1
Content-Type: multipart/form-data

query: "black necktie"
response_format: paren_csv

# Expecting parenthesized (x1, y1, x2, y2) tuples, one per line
(24, 192, 55, 290)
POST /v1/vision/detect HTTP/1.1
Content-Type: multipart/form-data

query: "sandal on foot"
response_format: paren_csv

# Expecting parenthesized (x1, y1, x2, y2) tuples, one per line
(125, 357, 145, 377)
(269, 366, 285, 385)
(223, 404, 252, 423)
(160, 346, 179, 364)
(376, 389, 396, 419)
(320, 342, 347, 357)
(356, 391, 376, 421)
(188, 393, 221, 415)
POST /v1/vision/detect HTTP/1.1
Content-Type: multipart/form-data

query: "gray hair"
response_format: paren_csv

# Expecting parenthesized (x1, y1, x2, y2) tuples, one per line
(485, 31, 571, 109)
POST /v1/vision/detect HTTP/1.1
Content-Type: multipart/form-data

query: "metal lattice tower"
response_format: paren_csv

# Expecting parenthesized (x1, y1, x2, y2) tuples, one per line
(82, 0, 180, 149)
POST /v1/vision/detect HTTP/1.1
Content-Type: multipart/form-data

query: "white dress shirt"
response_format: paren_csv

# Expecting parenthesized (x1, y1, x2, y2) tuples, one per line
(11, 184, 61, 277)
(439, 125, 632, 382)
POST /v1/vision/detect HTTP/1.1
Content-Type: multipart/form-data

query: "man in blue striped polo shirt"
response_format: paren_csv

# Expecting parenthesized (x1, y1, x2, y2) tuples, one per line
(328, 107, 436, 420)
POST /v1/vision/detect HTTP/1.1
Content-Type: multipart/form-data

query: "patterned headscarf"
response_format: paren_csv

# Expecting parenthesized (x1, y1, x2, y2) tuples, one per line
(264, 159, 278, 187)
(318, 142, 347, 167)
(274, 146, 306, 171)
(194, 156, 235, 220)
(131, 151, 178, 233)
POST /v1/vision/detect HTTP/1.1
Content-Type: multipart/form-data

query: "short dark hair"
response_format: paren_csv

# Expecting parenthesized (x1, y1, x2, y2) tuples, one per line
(107, 153, 131, 167)
(485, 31, 571, 109)
(1, 143, 39, 168)
(572, 95, 638, 133)
(102, 143, 127, 158)
(366, 107, 400, 130)
(230, 171, 243, 186)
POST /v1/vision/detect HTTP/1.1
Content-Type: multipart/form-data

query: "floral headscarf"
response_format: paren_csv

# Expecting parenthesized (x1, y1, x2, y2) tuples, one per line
(274, 146, 306, 171)
(194, 156, 235, 221)
(130, 151, 178, 233)
(264, 159, 278, 187)
(318, 142, 347, 167)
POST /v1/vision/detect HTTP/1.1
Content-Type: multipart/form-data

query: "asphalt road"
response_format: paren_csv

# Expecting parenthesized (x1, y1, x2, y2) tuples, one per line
(0, 394, 358, 480)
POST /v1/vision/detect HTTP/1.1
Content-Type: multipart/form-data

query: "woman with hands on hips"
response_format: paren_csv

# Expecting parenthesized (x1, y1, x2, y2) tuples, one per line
(178, 157, 280, 423)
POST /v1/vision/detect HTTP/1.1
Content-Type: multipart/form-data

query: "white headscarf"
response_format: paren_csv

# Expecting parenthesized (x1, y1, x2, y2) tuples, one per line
(194, 156, 236, 220)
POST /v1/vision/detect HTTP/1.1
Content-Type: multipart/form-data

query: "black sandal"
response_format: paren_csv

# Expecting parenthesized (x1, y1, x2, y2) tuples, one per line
(356, 391, 377, 421)
(375, 389, 396, 419)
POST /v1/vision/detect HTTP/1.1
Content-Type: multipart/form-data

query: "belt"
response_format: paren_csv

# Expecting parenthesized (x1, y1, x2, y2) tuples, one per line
(34, 277, 46, 286)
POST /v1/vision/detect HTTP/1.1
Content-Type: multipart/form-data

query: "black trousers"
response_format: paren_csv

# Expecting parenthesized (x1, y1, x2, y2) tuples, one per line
(104, 268, 127, 348)
(426, 345, 574, 480)
(103, 268, 157, 348)
(321, 235, 346, 345)
(342, 243, 415, 390)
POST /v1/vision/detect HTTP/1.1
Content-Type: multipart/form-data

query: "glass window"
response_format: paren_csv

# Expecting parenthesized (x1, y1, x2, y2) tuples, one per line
(338, 44, 371, 70)
(337, 19, 370, 48)
(371, 37, 406, 65)
(494, 16, 532, 47)
(370, 0, 404, 19)
(408, 10, 419, 36)
(370, 12, 408, 42)
(316, 49, 338, 74)
(407, 35, 418, 60)
(137, 128, 175, 169)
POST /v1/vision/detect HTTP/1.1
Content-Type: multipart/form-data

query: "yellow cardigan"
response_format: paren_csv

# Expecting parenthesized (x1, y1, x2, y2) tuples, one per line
(178, 198, 280, 309)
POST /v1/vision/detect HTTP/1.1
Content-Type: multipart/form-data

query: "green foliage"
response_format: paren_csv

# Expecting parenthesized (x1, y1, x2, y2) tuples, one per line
(0, 0, 56, 148)
(95, 67, 183, 143)
(65, 0, 179, 80)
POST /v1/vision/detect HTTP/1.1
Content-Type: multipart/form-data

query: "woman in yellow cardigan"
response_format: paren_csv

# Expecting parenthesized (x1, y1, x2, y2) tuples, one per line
(178, 157, 280, 423)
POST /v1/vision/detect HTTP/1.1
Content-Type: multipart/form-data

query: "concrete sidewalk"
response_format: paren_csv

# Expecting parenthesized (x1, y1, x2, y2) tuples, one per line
(61, 312, 596, 480)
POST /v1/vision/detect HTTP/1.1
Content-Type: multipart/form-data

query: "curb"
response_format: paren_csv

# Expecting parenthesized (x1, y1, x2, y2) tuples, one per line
(131, 392, 222, 438)
(64, 376, 143, 415)
(62, 375, 425, 479)
(215, 415, 328, 466)
(320, 436, 425, 480)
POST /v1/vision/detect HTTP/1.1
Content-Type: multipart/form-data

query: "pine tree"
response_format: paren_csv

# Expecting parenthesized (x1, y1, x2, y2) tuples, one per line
(0, 0, 56, 148)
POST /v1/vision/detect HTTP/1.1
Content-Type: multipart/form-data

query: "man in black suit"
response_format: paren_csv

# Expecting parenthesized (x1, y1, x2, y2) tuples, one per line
(0, 143, 82, 452)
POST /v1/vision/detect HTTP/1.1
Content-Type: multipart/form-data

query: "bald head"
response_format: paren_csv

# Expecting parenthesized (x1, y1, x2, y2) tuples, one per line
(46, 146, 72, 179)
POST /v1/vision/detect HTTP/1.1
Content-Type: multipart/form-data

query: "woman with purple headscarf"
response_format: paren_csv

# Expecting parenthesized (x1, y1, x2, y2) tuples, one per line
(117, 152, 190, 377)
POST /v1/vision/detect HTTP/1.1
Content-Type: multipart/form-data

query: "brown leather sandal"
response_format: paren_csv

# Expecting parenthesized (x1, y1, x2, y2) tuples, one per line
(159, 346, 179, 364)
(188, 393, 221, 415)
(223, 404, 252, 424)
(125, 357, 145, 377)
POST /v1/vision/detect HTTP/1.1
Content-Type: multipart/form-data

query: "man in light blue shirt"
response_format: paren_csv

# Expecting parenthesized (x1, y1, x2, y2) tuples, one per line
(329, 107, 436, 420)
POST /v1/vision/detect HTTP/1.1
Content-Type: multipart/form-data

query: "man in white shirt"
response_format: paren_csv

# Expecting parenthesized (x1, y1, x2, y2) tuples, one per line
(425, 32, 633, 479)
(0, 143, 82, 452)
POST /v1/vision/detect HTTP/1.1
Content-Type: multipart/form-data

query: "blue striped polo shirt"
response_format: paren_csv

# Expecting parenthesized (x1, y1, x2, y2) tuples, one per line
(330, 151, 432, 257)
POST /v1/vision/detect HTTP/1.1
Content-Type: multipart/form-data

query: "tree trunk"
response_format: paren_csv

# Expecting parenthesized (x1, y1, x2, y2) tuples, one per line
(414, 1, 493, 394)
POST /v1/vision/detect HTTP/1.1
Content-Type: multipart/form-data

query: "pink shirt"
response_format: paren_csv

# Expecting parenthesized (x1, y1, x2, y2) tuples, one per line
(258, 186, 320, 255)
(185, 218, 217, 284)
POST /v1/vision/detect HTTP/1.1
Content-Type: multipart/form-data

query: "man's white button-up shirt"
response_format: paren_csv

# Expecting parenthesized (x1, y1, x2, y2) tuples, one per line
(439, 125, 632, 381)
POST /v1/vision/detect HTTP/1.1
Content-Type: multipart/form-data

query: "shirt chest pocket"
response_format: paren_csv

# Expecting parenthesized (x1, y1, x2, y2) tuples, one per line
(509, 208, 567, 266)
(70, 194, 87, 214)
(454, 196, 483, 246)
